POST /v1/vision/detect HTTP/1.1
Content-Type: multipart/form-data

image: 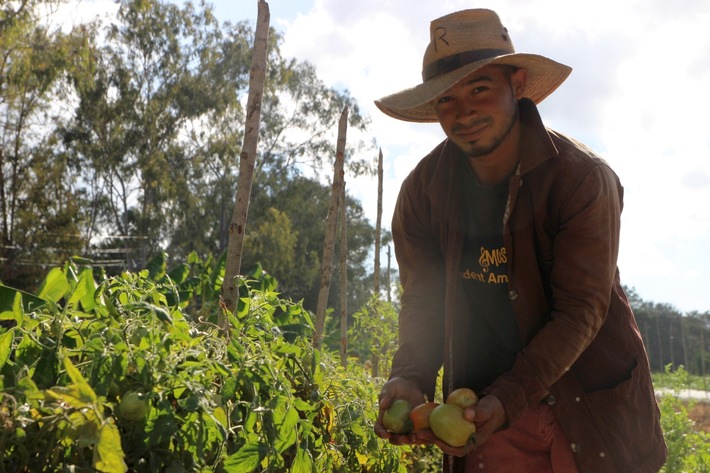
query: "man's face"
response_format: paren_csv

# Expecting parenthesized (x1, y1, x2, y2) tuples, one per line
(432, 64, 527, 157)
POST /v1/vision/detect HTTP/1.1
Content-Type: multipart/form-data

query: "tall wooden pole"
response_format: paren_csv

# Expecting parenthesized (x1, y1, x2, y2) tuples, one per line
(386, 244, 392, 303)
(313, 107, 348, 349)
(221, 0, 270, 319)
(339, 185, 348, 366)
(373, 148, 383, 295)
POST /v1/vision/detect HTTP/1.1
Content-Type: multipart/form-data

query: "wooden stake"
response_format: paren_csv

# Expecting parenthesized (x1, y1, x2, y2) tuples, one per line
(339, 185, 348, 366)
(374, 148, 383, 295)
(221, 0, 270, 320)
(313, 107, 348, 349)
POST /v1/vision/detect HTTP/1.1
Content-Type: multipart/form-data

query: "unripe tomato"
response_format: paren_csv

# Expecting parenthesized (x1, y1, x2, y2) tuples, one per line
(429, 403, 476, 447)
(446, 387, 478, 409)
(409, 402, 439, 432)
(119, 391, 149, 421)
(383, 399, 413, 434)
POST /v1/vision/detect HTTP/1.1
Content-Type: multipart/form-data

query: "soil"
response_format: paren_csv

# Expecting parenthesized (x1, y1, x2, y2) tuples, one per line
(689, 402, 710, 432)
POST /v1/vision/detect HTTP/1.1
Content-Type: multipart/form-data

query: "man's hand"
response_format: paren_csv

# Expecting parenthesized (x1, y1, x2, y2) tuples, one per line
(374, 377, 426, 445)
(470, 394, 506, 445)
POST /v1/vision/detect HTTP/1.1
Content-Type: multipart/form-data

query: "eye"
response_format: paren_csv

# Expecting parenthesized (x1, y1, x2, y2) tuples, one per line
(472, 86, 489, 94)
(436, 96, 453, 105)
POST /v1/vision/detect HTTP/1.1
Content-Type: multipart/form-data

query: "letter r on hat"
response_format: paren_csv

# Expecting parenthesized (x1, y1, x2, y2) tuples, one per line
(434, 26, 449, 51)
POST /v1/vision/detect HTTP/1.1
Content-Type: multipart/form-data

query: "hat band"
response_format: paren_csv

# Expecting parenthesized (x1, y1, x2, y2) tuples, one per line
(422, 48, 511, 81)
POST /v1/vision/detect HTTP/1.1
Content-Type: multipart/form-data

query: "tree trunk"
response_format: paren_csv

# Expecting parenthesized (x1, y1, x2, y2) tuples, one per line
(643, 319, 652, 371)
(669, 315, 675, 369)
(680, 315, 689, 371)
(386, 244, 392, 303)
(655, 315, 664, 370)
(701, 317, 707, 391)
(313, 107, 348, 349)
(221, 0, 270, 320)
(373, 148, 383, 294)
(339, 185, 348, 367)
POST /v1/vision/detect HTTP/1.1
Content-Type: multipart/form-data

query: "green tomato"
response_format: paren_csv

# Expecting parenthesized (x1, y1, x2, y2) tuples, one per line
(119, 391, 149, 421)
(429, 403, 476, 447)
(383, 399, 413, 434)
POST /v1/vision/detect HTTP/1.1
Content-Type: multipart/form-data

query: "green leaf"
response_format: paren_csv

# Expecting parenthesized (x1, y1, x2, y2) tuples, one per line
(67, 409, 100, 447)
(45, 357, 98, 407)
(64, 357, 92, 390)
(224, 441, 266, 472)
(167, 263, 190, 284)
(145, 251, 167, 281)
(147, 413, 179, 446)
(93, 419, 128, 473)
(291, 448, 314, 473)
(269, 395, 298, 454)
(0, 285, 46, 313)
(0, 329, 14, 370)
(68, 267, 97, 312)
(210, 251, 226, 293)
(293, 398, 316, 413)
(37, 267, 71, 303)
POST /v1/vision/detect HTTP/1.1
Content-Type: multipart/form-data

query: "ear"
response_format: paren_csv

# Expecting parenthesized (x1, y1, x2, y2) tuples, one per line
(511, 68, 528, 99)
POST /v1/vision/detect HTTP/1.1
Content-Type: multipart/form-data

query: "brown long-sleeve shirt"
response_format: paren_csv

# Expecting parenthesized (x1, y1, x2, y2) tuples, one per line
(390, 99, 667, 473)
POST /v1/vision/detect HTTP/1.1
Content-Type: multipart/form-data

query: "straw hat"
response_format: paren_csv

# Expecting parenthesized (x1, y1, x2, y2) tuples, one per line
(375, 9, 572, 123)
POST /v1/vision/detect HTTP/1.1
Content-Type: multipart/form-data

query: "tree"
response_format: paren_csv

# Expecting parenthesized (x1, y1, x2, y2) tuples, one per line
(0, 0, 89, 288)
(61, 0, 252, 267)
(241, 176, 376, 318)
(243, 207, 297, 279)
(5, 0, 380, 319)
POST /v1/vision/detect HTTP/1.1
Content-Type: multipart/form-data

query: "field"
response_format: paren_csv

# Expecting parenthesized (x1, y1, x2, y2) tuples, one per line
(689, 401, 710, 432)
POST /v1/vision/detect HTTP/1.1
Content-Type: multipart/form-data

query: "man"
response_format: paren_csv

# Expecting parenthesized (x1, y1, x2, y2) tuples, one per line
(373, 9, 667, 473)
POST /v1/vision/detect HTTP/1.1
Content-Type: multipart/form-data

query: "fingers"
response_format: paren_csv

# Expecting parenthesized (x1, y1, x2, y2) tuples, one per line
(463, 406, 476, 422)
(415, 429, 474, 457)
(375, 416, 418, 445)
(374, 421, 391, 440)
(375, 378, 428, 445)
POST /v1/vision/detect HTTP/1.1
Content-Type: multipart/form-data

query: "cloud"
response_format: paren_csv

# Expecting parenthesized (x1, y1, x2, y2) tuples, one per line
(682, 168, 710, 189)
(168, 0, 710, 312)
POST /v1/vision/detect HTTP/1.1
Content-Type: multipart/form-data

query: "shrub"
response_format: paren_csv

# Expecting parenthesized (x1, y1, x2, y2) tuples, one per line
(0, 257, 415, 472)
(659, 365, 710, 473)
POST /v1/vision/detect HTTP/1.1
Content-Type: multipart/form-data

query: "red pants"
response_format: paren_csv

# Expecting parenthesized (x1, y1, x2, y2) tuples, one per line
(465, 403, 579, 472)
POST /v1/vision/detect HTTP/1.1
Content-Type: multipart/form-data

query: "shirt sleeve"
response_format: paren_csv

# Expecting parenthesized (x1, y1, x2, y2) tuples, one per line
(389, 177, 446, 401)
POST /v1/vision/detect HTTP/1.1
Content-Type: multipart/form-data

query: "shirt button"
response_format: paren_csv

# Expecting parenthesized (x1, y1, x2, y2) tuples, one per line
(570, 443, 582, 453)
(508, 290, 519, 300)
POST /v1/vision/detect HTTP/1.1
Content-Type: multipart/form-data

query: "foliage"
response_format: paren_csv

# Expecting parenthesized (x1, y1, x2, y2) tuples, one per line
(658, 365, 710, 473)
(0, 258, 424, 472)
(654, 370, 710, 393)
(348, 295, 399, 379)
(627, 285, 710, 376)
(2, 0, 381, 319)
(0, 0, 89, 287)
(244, 176, 380, 316)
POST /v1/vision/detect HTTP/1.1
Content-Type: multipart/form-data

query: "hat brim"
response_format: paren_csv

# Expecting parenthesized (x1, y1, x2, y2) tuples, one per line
(374, 53, 572, 123)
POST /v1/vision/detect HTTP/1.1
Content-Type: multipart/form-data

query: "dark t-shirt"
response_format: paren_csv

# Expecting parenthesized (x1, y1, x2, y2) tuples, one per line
(458, 157, 522, 392)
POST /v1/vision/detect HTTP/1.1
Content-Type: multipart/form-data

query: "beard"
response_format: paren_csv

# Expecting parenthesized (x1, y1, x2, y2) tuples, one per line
(456, 94, 520, 157)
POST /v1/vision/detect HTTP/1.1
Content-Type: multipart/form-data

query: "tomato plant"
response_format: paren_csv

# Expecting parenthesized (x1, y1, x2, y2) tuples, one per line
(0, 255, 428, 472)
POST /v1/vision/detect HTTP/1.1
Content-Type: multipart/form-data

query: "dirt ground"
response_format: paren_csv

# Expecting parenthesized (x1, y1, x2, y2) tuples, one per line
(689, 402, 710, 432)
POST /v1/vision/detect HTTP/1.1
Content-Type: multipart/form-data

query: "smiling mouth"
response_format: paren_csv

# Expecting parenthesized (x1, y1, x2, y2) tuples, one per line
(455, 124, 488, 141)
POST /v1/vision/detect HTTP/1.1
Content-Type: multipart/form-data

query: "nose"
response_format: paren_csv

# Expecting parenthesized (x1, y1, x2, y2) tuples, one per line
(456, 95, 478, 123)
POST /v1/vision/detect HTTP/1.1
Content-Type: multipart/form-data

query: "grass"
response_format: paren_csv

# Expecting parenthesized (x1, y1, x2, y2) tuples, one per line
(653, 369, 710, 392)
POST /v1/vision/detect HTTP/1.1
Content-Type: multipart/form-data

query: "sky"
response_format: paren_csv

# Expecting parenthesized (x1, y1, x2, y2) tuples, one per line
(66, 0, 710, 313)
